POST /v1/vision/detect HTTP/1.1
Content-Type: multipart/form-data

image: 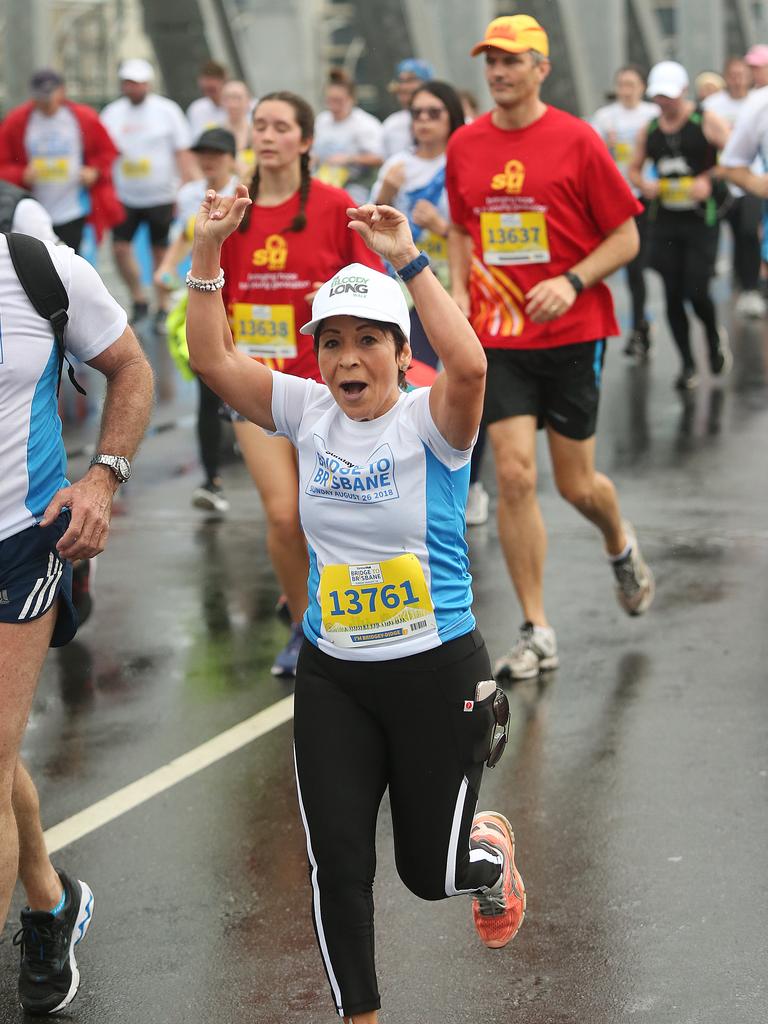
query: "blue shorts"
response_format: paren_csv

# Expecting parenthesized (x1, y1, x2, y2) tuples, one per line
(0, 511, 78, 647)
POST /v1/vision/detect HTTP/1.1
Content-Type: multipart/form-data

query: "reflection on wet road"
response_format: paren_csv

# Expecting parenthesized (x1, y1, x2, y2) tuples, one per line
(0, 281, 766, 1023)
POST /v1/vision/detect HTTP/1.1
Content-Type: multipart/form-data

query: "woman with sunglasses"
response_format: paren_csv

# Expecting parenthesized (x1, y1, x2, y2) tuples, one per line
(187, 189, 525, 1023)
(220, 90, 383, 677)
(372, 81, 490, 527)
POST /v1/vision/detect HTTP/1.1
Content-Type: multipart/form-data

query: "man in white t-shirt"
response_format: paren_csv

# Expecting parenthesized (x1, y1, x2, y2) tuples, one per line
(381, 58, 435, 159)
(313, 70, 385, 205)
(101, 59, 195, 326)
(592, 65, 659, 358)
(704, 56, 765, 317)
(0, 236, 153, 1014)
(720, 84, 768, 211)
(186, 59, 229, 142)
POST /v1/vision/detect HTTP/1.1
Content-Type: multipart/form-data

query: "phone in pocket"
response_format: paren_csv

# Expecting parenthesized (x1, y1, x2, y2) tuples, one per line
(475, 679, 497, 702)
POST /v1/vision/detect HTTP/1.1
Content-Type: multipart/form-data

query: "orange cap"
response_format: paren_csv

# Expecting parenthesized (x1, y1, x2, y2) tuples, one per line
(470, 15, 549, 59)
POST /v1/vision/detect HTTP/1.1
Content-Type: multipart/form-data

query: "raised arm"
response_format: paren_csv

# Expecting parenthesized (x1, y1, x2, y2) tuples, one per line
(348, 204, 486, 450)
(186, 185, 277, 430)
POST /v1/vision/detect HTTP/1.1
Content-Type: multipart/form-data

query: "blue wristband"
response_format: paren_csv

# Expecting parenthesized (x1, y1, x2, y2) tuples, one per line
(396, 251, 430, 282)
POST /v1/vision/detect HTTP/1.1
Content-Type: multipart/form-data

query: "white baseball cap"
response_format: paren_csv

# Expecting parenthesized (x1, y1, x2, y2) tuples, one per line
(300, 263, 411, 339)
(119, 58, 155, 83)
(647, 60, 689, 99)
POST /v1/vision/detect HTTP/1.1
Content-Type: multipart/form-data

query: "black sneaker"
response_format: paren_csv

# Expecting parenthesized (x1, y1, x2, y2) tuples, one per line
(14, 872, 94, 1016)
(710, 329, 733, 378)
(623, 322, 651, 360)
(129, 300, 149, 325)
(153, 308, 169, 335)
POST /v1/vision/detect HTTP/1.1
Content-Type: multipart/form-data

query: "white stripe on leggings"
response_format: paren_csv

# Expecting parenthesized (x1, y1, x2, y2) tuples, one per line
(444, 775, 502, 897)
(293, 744, 345, 1017)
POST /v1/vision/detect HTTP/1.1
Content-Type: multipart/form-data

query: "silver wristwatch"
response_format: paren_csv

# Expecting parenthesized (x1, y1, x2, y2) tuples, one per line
(90, 453, 132, 483)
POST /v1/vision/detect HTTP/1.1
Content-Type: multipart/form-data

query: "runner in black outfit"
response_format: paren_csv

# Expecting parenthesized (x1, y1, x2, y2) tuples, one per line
(629, 62, 731, 389)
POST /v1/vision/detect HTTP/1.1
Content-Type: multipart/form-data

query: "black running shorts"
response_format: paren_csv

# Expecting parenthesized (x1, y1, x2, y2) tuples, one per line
(112, 204, 175, 247)
(482, 340, 606, 440)
(0, 511, 78, 647)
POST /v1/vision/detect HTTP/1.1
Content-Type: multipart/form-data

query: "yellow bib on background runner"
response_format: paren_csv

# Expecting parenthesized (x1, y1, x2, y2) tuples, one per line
(480, 211, 550, 265)
(659, 176, 695, 210)
(611, 141, 633, 165)
(319, 553, 436, 650)
(32, 158, 70, 183)
(315, 163, 350, 189)
(231, 303, 297, 359)
(121, 158, 151, 179)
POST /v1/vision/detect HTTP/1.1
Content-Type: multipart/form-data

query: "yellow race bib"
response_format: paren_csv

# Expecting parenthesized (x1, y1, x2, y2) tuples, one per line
(231, 303, 297, 359)
(121, 158, 151, 179)
(32, 157, 70, 183)
(319, 553, 436, 649)
(659, 176, 695, 210)
(420, 230, 448, 264)
(611, 141, 633, 165)
(315, 163, 349, 189)
(480, 210, 550, 266)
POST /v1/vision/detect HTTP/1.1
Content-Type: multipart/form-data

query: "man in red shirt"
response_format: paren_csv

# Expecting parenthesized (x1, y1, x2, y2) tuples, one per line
(447, 15, 654, 681)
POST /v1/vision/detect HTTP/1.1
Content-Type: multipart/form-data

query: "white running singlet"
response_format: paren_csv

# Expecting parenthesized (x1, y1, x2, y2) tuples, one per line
(271, 372, 476, 661)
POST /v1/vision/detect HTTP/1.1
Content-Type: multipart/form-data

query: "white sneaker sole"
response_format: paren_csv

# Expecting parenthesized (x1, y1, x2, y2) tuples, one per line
(46, 880, 94, 1015)
(494, 652, 559, 681)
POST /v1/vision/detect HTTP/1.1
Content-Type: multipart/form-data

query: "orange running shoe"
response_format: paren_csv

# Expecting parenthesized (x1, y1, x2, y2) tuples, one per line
(470, 812, 526, 949)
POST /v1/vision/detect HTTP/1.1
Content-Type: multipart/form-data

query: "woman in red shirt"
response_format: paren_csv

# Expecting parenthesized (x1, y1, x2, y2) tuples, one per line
(220, 91, 382, 676)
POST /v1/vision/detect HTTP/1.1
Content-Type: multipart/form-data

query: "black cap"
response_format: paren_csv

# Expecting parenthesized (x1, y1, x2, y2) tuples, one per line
(30, 69, 64, 97)
(191, 128, 237, 156)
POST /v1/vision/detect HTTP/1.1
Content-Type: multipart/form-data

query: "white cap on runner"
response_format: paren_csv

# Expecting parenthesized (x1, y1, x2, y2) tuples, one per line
(647, 61, 689, 99)
(118, 58, 155, 83)
(300, 263, 411, 339)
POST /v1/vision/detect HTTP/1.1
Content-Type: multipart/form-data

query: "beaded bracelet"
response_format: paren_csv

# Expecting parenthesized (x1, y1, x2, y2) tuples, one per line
(186, 269, 225, 291)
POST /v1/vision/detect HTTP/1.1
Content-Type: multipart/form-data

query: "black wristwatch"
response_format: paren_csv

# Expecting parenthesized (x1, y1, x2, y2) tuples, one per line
(564, 270, 585, 295)
(90, 453, 132, 483)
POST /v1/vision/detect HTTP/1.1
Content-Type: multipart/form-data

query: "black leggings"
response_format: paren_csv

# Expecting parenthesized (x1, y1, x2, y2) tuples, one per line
(626, 205, 650, 330)
(293, 630, 501, 1018)
(196, 377, 222, 484)
(724, 193, 762, 292)
(650, 215, 721, 371)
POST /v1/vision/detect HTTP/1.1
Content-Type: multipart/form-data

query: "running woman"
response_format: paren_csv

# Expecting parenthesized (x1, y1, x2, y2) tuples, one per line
(628, 61, 731, 390)
(187, 187, 524, 1024)
(371, 80, 489, 525)
(591, 65, 659, 358)
(218, 91, 383, 676)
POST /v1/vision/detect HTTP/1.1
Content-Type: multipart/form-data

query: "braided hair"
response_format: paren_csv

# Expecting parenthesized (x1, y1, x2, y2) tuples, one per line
(239, 91, 314, 234)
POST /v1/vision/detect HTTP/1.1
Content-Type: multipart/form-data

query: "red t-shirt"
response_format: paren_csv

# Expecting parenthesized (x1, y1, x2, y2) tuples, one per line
(220, 179, 383, 380)
(446, 107, 642, 350)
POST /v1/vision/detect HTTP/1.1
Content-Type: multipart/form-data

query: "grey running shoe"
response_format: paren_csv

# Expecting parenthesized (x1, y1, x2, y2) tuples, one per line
(192, 482, 230, 513)
(674, 366, 699, 391)
(612, 522, 654, 616)
(494, 622, 559, 681)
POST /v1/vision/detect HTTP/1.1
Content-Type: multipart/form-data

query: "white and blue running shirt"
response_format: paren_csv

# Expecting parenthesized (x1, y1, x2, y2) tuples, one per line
(0, 236, 127, 542)
(271, 372, 476, 661)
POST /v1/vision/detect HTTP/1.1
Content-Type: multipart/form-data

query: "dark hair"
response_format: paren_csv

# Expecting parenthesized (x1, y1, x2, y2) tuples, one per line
(239, 91, 314, 235)
(410, 80, 465, 138)
(313, 319, 410, 391)
(199, 60, 227, 80)
(327, 67, 356, 99)
(616, 64, 647, 86)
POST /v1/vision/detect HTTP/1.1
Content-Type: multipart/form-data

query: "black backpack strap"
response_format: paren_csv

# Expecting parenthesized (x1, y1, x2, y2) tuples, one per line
(4, 231, 86, 396)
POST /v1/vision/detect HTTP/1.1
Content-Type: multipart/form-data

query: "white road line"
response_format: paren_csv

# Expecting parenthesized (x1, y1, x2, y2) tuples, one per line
(44, 695, 295, 854)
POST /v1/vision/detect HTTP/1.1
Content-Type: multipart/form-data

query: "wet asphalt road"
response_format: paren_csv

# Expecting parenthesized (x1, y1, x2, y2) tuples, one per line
(0, 272, 767, 1024)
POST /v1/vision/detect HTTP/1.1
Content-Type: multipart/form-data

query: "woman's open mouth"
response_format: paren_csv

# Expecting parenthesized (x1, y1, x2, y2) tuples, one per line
(340, 381, 368, 397)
